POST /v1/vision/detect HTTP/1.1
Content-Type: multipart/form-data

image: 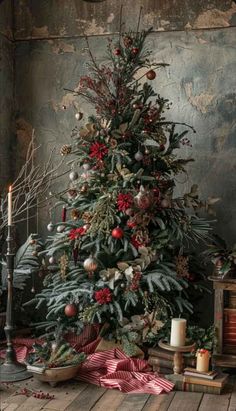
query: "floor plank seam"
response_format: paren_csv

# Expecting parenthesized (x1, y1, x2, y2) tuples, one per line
(140, 394, 151, 410)
(196, 393, 204, 411)
(89, 388, 108, 410)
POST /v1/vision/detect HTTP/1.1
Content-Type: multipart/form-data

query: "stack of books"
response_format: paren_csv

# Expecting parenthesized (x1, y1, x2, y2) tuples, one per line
(148, 347, 196, 375)
(184, 367, 218, 380)
(166, 370, 229, 394)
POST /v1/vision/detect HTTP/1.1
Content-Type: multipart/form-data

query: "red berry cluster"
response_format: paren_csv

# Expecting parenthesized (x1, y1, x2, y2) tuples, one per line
(130, 272, 142, 291)
(15, 388, 55, 400)
(32, 391, 55, 400)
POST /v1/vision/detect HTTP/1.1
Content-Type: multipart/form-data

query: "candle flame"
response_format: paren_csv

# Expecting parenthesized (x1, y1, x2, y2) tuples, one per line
(9, 185, 12, 193)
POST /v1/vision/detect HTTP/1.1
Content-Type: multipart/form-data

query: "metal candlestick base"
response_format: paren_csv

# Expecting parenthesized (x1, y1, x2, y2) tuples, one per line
(0, 225, 32, 382)
(0, 362, 32, 382)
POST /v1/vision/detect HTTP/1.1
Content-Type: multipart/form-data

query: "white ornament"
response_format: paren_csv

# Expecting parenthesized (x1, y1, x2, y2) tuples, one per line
(82, 163, 90, 171)
(134, 151, 144, 161)
(57, 225, 65, 233)
(75, 112, 83, 121)
(47, 222, 54, 232)
(69, 171, 79, 181)
(49, 256, 56, 264)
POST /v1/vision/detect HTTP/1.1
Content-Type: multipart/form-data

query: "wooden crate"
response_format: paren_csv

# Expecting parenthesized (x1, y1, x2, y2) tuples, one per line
(211, 278, 236, 367)
(224, 308, 236, 354)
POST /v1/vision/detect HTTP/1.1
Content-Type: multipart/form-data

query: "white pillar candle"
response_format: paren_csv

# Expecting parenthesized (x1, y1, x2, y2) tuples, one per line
(170, 318, 186, 347)
(196, 349, 210, 372)
(8, 185, 12, 226)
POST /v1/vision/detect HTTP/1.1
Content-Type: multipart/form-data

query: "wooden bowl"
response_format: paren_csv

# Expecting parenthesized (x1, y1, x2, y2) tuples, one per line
(26, 363, 82, 387)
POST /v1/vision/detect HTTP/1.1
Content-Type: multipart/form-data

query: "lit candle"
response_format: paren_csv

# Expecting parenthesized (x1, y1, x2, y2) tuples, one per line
(170, 318, 187, 347)
(8, 185, 12, 226)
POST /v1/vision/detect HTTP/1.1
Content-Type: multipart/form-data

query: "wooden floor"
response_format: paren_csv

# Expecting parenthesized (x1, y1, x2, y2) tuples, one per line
(1, 376, 236, 411)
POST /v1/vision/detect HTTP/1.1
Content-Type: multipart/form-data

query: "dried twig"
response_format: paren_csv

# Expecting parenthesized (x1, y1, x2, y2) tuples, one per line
(0, 130, 66, 231)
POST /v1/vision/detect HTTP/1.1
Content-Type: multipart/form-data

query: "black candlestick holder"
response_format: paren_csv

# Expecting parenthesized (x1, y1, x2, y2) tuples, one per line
(0, 225, 32, 382)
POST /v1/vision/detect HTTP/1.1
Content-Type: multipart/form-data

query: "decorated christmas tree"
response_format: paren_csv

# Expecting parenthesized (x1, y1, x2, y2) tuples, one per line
(27, 28, 212, 352)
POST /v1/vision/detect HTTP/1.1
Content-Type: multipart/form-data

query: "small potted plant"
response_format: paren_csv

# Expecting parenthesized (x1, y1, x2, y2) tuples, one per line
(204, 236, 236, 279)
(26, 329, 86, 386)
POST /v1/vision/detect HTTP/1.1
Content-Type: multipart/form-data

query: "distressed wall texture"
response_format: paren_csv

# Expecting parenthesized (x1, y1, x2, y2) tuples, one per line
(0, 1, 14, 191)
(0, 0, 236, 244)
(13, 0, 236, 246)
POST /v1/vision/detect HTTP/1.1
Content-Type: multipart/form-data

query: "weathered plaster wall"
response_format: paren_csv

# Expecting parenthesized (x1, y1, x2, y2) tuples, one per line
(0, 0, 14, 191)
(15, 26, 236, 244)
(14, 0, 236, 38)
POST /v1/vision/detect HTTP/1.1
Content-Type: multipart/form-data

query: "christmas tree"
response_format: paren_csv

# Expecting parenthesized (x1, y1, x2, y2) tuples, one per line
(27, 28, 212, 351)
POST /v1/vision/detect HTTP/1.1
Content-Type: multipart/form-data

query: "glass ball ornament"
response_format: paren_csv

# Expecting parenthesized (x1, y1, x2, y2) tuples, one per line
(57, 225, 65, 233)
(134, 151, 143, 161)
(75, 112, 83, 120)
(160, 198, 170, 208)
(82, 163, 90, 171)
(64, 303, 77, 317)
(146, 69, 156, 80)
(49, 256, 56, 264)
(111, 227, 124, 239)
(83, 256, 98, 272)
(69, 171, 79, 181)
(47, 222, 54, 232)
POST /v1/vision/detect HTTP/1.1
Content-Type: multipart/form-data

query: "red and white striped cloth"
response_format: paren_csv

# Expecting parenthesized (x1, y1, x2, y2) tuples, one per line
(0, 325, 173, 395)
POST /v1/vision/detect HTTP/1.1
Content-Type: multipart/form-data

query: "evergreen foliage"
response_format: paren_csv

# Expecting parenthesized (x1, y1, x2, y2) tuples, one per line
(26, 29, 213, 345)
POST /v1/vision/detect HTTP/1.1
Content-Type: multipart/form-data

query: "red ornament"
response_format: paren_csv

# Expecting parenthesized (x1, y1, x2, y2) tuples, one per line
(64, 304, 77, 317)
(146, 70, 156, 80)
(112, 227, 124, 239)
(159, 144, 165, 151)
(114, 48, 121, 56)
(62, 206, 67, 222)
(132, 47, 139, 55)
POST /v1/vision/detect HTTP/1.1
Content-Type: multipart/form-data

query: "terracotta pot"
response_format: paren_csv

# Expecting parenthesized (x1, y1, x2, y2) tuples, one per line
(26, 363, 82, 387)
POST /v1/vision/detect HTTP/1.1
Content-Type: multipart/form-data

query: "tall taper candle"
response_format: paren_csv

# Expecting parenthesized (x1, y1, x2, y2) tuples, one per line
(8, 185, 12, 226)
(170, 318, 187, 347)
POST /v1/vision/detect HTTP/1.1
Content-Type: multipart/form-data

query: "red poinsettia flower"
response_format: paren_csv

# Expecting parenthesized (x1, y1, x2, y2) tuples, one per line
(117, 193, 133, 211)
(69, 227, 86, 240)
(94, 287, 112, 305)
(89, 142, 108, 160)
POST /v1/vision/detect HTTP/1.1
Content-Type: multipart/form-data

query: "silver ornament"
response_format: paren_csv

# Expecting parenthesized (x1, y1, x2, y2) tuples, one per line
(47, 222, 54, 232)
(69, 171, 79, 181)
(134, 151, 143, 161)
(75, 112, 83, 121)
(82, 163, 90, 171)
(49, 256, 56, 264)
(51, 341, 58, 353)
(57, 225, 65, 233)
(160, 198, 170, 208)
(83, 256, 98, 272)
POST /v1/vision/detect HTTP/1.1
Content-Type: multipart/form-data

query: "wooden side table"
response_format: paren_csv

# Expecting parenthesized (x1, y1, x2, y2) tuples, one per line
(158, 340, 195, 374)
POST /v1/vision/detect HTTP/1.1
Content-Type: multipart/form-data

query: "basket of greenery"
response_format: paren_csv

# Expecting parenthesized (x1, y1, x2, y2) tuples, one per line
(26, 338, 86, 386)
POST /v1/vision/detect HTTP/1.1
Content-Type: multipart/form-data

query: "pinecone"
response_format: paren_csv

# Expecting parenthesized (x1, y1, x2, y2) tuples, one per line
(123, 36, 133, 48)
(82, 211, 93, 224)
(60, 144, 72, 156)
(71, 209, 80, 220)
